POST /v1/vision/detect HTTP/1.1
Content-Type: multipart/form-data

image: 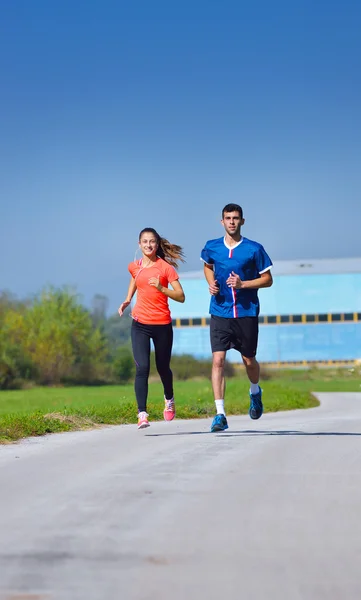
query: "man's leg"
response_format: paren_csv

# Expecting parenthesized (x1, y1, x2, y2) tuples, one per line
(242, 355, 260, 387)
(242, 355, 263, 419)
(212, 350, 227, 405)
(210, 351, 228, 431)
(209, 317, 230, 431)
(234, 317, 263, 420)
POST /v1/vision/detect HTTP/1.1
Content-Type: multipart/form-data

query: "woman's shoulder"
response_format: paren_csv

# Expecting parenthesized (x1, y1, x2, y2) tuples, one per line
(156, 257, 177, 271)
(129, 259, 142, 267)
(128, 259, 142, 273)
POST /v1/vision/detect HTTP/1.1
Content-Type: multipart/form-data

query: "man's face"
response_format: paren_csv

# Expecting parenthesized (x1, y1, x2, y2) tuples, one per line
(221, 211, 244, 236)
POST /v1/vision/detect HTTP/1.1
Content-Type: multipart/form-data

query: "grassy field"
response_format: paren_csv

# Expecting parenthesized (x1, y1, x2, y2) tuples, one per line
(262, 366, 361, 392)
(0, 366, 359, 443)
(0, 377, 319, 443)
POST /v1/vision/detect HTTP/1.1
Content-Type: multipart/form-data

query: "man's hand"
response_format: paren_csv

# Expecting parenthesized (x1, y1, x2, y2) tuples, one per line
(208, 280, 219, 296)
(118, 300, 130, 317)
(226, 271, 243, 289)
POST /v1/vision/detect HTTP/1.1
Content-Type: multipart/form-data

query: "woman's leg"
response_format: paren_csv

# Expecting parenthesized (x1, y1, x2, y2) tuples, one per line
(153, 324, 174, 400)
(131, 321, 151, 413)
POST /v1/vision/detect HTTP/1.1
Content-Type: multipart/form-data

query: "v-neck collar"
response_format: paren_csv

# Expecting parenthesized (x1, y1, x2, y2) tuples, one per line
(223, 236, 243, 251)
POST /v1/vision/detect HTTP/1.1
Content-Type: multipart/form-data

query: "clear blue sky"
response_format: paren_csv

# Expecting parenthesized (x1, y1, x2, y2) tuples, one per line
(1, 0, 361, 313)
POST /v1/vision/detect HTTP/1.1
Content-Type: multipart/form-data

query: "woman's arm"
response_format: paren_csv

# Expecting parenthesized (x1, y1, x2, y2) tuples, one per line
(118, 277, 137, 317)
(148, 277, 185, 303)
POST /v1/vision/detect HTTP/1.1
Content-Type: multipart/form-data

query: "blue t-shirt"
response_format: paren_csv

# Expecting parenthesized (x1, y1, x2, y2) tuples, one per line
(201, 236, 272, 318)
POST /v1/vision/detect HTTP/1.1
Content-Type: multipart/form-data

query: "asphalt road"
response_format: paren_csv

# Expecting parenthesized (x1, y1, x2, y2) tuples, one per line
(1, 392, 361, 600)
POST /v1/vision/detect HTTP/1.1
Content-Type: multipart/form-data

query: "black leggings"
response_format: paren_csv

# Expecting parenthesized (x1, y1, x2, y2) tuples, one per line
(131, 320, 174, 413)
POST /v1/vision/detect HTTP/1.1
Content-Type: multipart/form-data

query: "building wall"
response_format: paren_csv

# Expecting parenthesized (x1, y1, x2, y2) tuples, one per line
(173, 321, 361, 363)
(171, 271, 361, 363)
(173, 272, 361, 318)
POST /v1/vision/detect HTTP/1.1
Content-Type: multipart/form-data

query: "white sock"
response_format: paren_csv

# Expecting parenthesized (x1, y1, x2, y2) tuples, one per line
(138, 411, 148, 418)
(250, 383, 260, 395)
(215, 399, 225, 415)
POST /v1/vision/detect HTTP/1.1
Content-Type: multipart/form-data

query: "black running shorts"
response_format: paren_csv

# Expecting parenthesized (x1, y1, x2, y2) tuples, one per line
(210, 315, 259, 358)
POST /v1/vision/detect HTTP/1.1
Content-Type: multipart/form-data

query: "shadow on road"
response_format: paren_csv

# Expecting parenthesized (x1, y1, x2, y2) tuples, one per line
(219, 430, 361, 436)
(145, 430, 361, 437)
(145, 431, 210, 437)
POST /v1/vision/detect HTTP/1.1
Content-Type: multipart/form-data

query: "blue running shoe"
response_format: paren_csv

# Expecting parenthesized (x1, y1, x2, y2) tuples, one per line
(211, 414, 228, 432)
(249, 387, 263, 420)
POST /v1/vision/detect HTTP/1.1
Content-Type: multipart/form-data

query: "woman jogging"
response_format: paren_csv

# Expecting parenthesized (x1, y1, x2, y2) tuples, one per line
(118, 228, 185, 429)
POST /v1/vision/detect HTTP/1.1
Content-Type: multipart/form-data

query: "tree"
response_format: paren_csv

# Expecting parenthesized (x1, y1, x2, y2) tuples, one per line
(21, 287, 109, 384)
(91, 294, 109, 329)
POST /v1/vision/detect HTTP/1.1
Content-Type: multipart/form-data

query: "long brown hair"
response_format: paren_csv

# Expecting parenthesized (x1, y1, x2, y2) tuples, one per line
(139, 228, 185, 269)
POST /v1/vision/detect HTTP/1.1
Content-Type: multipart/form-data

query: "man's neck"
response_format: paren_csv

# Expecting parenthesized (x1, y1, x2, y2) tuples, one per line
(225, 233, 242, 247)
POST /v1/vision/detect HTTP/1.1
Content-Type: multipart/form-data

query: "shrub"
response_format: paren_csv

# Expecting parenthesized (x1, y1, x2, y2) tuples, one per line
(149, 352, 235, 380)
(112, 347, 135, 383)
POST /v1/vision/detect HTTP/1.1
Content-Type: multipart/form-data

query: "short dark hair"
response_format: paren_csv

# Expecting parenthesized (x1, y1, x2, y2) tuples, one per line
(222, 203, 243, 219)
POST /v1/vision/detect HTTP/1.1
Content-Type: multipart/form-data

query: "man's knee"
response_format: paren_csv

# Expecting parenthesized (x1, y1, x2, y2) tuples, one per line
(242, 355, 257, 368)
(213, 354, 226, 369)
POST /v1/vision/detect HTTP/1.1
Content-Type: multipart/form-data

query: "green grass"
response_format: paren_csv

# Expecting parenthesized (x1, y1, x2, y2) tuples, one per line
(3, 365, 359, 443)
(0, 378, 318, 443)
(262, 366, 361, 392)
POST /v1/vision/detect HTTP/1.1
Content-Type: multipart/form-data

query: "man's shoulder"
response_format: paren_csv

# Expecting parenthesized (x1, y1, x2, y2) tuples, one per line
(241, 237, 265, 251)
(204, 237, 224, 249)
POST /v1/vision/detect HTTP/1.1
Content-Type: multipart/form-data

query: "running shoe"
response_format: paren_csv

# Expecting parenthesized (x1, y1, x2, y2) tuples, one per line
(211, 414, 228, 432)
(163, 397, 176, 421)
(249, 387, 263, 420)
(137, 412, 150, 429)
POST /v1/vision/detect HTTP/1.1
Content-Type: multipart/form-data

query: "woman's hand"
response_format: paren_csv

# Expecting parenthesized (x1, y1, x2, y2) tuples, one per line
(148, 276, 162, 291)
(118, 300, 131, 317)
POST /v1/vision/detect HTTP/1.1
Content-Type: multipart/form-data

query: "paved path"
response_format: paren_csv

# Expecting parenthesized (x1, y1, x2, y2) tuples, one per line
(1, 393, 361, 599)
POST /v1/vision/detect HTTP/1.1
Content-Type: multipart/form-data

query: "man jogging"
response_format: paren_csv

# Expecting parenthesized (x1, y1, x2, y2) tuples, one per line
(201, 203, 273, 432)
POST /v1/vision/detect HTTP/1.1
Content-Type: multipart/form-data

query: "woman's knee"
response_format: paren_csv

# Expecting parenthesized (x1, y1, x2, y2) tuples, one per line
(156, 364, 172, 379)
(135, 362, 150, 378)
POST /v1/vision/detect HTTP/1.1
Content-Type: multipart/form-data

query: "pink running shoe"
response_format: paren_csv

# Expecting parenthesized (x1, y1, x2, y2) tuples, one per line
(163, 397, 175, 421)
(137, 412, 150, 429)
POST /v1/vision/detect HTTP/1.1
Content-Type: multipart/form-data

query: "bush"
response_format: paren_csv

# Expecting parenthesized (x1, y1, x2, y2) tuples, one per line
(149, 352, 235, 381)
(112, 347, 135, 383)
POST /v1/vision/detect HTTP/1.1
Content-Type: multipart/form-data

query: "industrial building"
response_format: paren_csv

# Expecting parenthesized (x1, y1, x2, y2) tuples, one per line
(171, 258, 361, 365)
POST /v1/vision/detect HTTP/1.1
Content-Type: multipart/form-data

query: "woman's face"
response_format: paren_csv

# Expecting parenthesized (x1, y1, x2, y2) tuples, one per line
(139, 232, 158, 258)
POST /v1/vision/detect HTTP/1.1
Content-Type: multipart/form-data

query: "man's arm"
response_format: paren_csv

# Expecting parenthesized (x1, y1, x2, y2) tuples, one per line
(227, 270, 273, 290)
(203, 263, 219, 295)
